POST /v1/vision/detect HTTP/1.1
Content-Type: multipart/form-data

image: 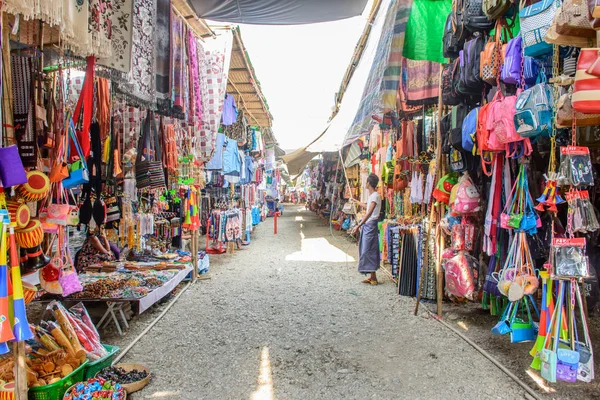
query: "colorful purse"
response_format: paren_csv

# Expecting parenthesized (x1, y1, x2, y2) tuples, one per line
(63, 118, 90, 190)
(0, 145, 28, 187)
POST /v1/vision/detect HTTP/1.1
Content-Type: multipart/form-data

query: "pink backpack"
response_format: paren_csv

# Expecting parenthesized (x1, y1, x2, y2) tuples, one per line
(444, 251, 477, 300)
(452, 173, 481, 215)
(487, 90, 521, 146)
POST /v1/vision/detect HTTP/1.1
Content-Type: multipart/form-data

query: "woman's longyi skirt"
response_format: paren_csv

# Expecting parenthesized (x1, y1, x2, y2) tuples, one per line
(358, 220, 380, 273)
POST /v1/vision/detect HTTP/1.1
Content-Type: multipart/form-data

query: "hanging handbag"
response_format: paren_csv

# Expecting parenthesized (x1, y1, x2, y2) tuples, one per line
(573, 48, 600, 113)
(135, 111, 166, 190)
(546, 12, 597, 47)
(520, 0, 560, 56)
(514, 74, 554, 138)
(63, 118, 90, 190)
(0, 145, 28, 187)
(557, 0, 597, 37)
(481, 21, 510, 85)
(556, 93, 600, 127)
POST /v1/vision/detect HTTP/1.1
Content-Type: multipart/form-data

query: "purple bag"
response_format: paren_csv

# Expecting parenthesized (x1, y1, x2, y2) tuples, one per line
(0, 145, 28, 187)
(501, 36, 523, 85)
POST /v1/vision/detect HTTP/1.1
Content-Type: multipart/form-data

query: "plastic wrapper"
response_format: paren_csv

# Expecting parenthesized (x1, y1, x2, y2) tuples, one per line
(69, 302, 108, 360)
(558, 146, 594, 187)
(566, 190, 599, 234)
(47, 301, 107, 361)
(552, 238, 590, 278)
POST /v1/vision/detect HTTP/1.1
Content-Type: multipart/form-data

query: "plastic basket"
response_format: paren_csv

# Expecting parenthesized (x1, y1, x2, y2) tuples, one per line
(83, 344, 120, 380)
(27, 360, 88, 400)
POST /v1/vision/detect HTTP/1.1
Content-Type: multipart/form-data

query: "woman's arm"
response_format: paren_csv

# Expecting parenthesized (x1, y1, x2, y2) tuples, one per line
(90, 237, 111, 255)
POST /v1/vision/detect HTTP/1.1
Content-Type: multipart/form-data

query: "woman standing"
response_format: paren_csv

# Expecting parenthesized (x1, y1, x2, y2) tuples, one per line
(351, 174, 382, 285)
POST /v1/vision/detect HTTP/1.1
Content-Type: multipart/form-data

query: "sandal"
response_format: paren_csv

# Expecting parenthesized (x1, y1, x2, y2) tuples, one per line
(362, 279, 378, 285)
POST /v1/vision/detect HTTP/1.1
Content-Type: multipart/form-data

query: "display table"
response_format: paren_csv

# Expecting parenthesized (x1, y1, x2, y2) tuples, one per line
(67, 264, 193, 335)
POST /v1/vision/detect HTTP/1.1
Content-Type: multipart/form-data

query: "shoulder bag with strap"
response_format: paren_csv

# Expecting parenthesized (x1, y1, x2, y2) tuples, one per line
(135, 111, 166, 190)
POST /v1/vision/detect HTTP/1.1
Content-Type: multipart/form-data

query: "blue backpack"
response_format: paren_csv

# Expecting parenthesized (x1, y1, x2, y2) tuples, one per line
(462, 107, 479, 153)
(514, 73, 553, 138)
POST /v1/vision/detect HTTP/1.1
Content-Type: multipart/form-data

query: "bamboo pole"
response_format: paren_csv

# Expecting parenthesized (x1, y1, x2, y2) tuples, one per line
(434, 66, 445, 318)
(13, 342, 27, 399)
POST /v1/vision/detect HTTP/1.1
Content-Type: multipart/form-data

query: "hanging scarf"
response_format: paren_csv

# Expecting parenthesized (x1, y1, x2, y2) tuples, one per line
(197, 31, 233, 161)
(115, 0, 156, 107)
(1, 0, 36, 20)
(89, 0, 113, 58)
(96, 77, 111, 141)
(187, 30, 202, 123)
(171, 15, 185, 116)
(403, 58, 440, 106)
(61, 0, 91, 58)
(155, 0, 172, 113)
(36, 0, 63, 26)
(98, 0, 133, 74)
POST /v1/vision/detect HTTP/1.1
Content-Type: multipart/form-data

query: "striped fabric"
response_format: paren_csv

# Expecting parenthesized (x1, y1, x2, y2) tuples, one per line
(382, 0, 414, 112)
(343, 0, 401, 146)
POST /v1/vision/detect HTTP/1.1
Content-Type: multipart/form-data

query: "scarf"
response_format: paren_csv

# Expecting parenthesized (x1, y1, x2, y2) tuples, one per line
(96, 78, 111, 141)
(89, 0, 113, 58)
(155, 0, 172, 113)
(36, 0, 63, 26)
(187, 31, 202, 124)
(98, 0, 133, 74)
(197, 32, 233, 161)
(61, 0, 91, 58)
(1, 0, 36, 20)
(171, 15, 186, 116)
(403, 58, 440, 106)
(115, 0, 156, 107)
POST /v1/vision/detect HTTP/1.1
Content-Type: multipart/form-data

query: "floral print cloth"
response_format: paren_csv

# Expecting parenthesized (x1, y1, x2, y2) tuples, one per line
(115, 0, 156, 107)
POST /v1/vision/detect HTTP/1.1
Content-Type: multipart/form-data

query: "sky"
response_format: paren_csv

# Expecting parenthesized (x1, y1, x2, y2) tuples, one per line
(237, 9, 371, 152)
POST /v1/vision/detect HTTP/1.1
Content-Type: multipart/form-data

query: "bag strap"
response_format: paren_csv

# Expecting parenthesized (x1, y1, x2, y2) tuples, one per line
(68, 118, 88, 170)
(72, 56, 95, 158)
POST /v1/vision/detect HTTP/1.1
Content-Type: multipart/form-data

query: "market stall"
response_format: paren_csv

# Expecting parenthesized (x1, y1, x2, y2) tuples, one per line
(300, 0, 600, 390)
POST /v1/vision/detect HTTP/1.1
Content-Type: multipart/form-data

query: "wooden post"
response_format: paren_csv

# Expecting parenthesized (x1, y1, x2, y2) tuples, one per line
(191, 229, 198, 282)
(13, 342, 27, 399)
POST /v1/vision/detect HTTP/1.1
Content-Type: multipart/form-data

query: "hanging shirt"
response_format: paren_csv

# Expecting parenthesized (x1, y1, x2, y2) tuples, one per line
(223, 137, 242, 183)
(221, 94, 238, 126)
(206, 133, 226, 170)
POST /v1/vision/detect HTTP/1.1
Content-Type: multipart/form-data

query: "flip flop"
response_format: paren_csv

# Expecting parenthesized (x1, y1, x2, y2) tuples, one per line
(362, 279, 378, 285)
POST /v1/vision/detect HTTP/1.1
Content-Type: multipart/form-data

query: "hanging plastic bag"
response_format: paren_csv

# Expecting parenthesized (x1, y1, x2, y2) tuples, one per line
(558, 146, 594, 187)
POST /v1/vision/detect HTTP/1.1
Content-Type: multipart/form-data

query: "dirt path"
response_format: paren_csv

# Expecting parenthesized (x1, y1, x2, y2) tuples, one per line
(121, 205, 529, 400)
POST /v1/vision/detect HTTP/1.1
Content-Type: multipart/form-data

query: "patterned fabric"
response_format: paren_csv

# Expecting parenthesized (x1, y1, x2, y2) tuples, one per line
(89, 0, 113, 58)
(223, 109, 247, 141)
(155, 0, 172, 113)
(172, 15, 186, 117)
(187, 31, 202, 123)
(403, 58, 440, 106)
(197, 31, 233, 161)
(98, 0, 134, 74)
(115, 0, 156, 107)
(11, 55, 36, 166)
(344, 0, 400, 146)
(381, 0, 414, 112)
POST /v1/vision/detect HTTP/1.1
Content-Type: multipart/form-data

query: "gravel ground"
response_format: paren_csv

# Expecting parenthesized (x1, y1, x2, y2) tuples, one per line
(106, 205, 536, 400)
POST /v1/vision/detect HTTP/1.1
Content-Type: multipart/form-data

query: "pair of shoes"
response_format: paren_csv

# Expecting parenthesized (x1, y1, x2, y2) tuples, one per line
(361, 279, 378, 285)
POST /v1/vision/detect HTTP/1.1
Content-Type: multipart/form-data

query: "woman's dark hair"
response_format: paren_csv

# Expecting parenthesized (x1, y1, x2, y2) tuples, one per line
(367, 174, 379, 189)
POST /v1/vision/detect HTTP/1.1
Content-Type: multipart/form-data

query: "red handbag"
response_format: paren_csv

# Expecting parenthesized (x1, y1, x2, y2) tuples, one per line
(573, 48, 600, 113)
